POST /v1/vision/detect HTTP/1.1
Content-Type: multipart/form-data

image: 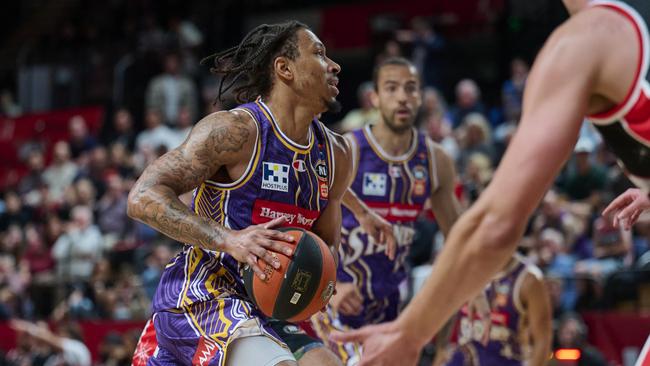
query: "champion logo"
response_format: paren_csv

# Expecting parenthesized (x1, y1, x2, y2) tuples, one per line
(292, 159, 307, 172)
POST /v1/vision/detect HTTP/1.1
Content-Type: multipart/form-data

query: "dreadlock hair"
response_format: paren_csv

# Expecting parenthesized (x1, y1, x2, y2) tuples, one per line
(201, 21, 308, 104)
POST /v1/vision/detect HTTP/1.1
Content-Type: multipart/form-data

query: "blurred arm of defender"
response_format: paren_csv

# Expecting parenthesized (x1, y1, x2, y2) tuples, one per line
(311, 130, 354, 268)
(331, 7, 632, 365)
(127, 110, 295, 281)
(396, 8, 609, 353)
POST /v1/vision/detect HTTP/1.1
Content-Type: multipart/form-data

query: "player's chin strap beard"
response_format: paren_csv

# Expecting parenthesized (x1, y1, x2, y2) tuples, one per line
(325, 99, 342, 114)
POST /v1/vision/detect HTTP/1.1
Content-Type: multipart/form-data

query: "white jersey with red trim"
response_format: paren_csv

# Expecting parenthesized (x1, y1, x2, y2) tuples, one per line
(586, 0, 650, 190)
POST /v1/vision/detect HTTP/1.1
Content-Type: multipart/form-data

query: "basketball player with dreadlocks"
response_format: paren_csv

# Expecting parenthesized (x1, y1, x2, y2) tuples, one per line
(127, 21, 383, 366)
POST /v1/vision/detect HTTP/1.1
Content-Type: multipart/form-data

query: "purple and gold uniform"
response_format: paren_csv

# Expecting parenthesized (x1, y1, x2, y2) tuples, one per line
(447, 255, 542, 366)
(149, 100, 335, 366)
(312, 125, 438, 365)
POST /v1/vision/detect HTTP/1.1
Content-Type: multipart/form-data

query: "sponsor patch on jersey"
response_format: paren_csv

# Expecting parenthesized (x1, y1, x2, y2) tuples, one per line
(252, 200, 319, 229)
(389, 165, 402, 178)
(262, 162, 290, 192)
(292, 159, 307, 173)
(319, 180, 329, 200)
(362, 173, 387, 196)
(413, 165, 428, 180)
(315, 160, 328, 182)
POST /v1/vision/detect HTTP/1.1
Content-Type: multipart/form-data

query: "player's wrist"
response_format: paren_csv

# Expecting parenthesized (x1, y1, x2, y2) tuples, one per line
(396, 312, 431, 348)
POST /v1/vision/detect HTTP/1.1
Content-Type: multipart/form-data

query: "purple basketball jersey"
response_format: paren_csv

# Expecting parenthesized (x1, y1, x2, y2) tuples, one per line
(337, 125, 437, 327)
(449, 256, 541, 366)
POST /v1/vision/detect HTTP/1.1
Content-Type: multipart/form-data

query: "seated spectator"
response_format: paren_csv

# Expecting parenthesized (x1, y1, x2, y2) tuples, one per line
(145, 52, 198, 127)
(135, 108, 176, 154)
(52, 206, 103, 285)
(103, 108, 137, 152)
(449, 79, 486, 128)
(9, 319, 91, 366)
(169, 106, 195, 148)
(333, 81, 379, 133)
(18, 149, 46, 206)
(456, 113, 495, 173)
(501, 57, 529, 123)
(68, 115, 97, 161)
(575, 216, 632, 280)
(421, 87, 459, 161)
(554, 313, 607, 366)
(561, 139, 607, 203)
(0, 192, 32, 231)
(43, 141, 79, 205)
(97, 173, 132, 247)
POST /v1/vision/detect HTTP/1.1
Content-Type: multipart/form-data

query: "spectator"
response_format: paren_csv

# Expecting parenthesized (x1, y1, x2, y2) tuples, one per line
(103, 108, 137, 152)
(43, 141, 79, 205)
(334, 81, 379, 133)
(449, 79, 487, 128)
(9, 319, 91, 366)
(141, 244, 173, 299)
(395, 17, 445, 88)
(561, 139, 607, 203)
(68, 115, 97, 160)
(52, 206, 103, 285)
(575, 217, 632, 280)
(554, 313, 607, 366)
(145, 52, 198, 126)
(456, 113, 495, 173)
(0, 89, 22, 117)
(375, 39, 402, 66)
(135, 108, 176, 154)
(97, 173, 132, 248)
(169, 106, 195, 148)
(108, 142, 136, 179)
(17, 149, 46, 205)
(0, 192, 32, 231)
(421, 88, 459, 161)
(502, 57, 529, 122)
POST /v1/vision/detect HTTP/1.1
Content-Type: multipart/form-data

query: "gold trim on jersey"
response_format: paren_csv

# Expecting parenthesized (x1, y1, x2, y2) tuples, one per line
(256, 100, 314, 154)
(403, 162, 415, 205)
(362, 124, 418, 164)
(203, 107, 262, 191)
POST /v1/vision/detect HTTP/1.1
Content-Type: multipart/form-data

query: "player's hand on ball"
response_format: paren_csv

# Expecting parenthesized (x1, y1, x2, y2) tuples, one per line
(330, 282, 363, 315)
(225, 216, 295, 280)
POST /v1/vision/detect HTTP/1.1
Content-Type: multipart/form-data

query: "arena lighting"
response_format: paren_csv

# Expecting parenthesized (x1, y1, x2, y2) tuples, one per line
(555, 349, 582, 361)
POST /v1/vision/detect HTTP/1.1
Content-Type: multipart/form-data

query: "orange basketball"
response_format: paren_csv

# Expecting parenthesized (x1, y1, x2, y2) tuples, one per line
(243, 227, 337, 322)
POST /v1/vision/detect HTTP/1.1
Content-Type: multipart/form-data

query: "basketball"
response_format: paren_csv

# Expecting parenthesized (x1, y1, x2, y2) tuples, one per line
(243, 227, 337, 322)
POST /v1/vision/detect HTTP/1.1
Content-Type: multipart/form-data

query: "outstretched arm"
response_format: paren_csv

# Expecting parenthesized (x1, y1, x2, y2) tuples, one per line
(331, 12, 604, 365)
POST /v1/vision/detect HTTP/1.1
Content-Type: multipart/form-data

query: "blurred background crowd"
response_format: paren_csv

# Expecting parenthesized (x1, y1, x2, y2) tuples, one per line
(0, 0, 648, 365)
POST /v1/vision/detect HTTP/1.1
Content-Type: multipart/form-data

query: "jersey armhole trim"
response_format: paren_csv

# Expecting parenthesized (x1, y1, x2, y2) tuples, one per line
(587, 1, 649, 124)
(204, 107, 261, 190)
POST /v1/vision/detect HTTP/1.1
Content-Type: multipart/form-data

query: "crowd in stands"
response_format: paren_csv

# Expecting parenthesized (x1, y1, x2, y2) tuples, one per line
(0, 6, 647, 365)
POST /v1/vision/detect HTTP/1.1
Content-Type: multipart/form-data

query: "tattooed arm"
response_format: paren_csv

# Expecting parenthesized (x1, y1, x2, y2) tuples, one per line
(127, 111, 294, 279)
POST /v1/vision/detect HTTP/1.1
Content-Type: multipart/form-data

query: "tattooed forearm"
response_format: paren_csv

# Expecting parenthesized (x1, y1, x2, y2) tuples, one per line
(127, 111, 252, 251)
(128, 185, 228, 250)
